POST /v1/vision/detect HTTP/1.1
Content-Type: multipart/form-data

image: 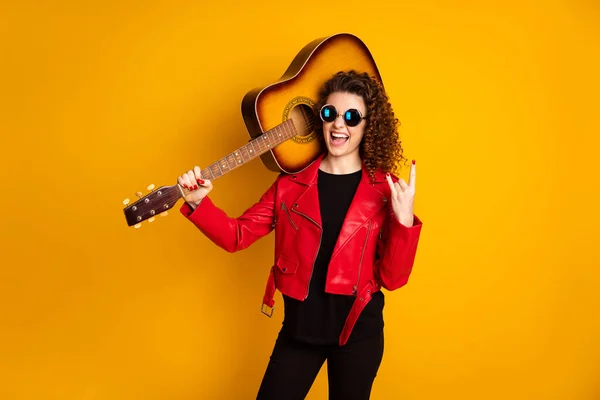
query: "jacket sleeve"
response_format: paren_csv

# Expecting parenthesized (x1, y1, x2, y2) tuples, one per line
(179, 176, 280, 253)
(375, 208, 423, 290)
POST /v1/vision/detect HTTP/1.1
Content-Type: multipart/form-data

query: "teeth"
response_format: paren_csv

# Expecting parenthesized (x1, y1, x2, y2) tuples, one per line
(331, 133, 349, 138)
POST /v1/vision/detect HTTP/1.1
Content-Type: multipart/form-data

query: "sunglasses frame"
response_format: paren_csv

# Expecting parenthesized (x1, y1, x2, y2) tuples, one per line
(319, 104, 366, 127)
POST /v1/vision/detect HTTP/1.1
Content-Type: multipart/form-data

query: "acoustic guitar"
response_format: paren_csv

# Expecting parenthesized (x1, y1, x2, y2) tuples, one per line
(123, 33, 382, 228)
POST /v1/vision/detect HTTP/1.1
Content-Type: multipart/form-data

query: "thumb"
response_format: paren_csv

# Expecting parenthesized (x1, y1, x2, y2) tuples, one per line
(197, 179, 213, 190)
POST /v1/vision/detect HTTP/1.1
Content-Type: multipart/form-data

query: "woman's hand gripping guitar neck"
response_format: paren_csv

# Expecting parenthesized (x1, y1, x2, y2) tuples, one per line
(177, 166, 213, 210)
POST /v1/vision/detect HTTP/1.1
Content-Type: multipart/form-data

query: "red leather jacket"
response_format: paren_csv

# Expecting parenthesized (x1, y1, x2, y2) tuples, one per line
(180, 154, 423, 345)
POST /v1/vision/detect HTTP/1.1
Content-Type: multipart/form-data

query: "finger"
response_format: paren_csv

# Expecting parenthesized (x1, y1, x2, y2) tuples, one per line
(198, 179, 212, 188)
(385, 173, 397, 196)
(186, 170, 198, 190)
(398, 178, 408, 191)
(194, 166, 202, 183)
(193, 166, 206, 187)
(178, 174, 191, 189)
(408, 160, 416, 188)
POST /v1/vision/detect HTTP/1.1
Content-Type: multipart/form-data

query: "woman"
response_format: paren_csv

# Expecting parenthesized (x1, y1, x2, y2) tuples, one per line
(177, 70, 422, 399)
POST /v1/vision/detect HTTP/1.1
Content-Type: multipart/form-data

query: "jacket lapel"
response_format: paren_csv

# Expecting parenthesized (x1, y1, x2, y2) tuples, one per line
(289, 154, 323, 227)
(289, 155, 390, 252)
(331, 168, 389, 259)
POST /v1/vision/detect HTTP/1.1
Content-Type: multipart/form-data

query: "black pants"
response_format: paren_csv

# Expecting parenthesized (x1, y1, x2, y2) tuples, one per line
(256, 331, 384, 400)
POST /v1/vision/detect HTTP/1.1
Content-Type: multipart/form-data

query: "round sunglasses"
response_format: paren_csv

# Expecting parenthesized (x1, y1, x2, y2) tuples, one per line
(319, 104, 366, 127)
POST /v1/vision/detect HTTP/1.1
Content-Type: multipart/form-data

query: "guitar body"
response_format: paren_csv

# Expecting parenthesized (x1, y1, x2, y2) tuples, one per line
(241, 33, 383, 174)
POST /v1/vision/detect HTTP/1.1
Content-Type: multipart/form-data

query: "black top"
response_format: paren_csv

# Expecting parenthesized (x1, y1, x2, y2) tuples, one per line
(280, 169, 384, 345)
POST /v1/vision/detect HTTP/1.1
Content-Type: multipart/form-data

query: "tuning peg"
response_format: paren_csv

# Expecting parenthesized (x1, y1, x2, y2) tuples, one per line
(148, 217, 155, 223)
(123, 198, 130, 206)
(134, 223, 142, 229)
(136, 192, 143, 199)
(161, 211, 168, 217)
(147, 184, 155, 191)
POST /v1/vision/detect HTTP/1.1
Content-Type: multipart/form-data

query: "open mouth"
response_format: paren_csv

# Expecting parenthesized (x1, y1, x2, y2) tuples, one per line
(330, 132, 349, 145)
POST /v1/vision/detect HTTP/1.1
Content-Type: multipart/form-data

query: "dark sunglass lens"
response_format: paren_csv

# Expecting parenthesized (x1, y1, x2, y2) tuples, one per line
(344, 109, 362, 127)
(320, 105, 337, 122)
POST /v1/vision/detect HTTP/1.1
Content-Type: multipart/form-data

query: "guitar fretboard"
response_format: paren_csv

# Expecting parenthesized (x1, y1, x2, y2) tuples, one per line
(201, 119, 297, 180)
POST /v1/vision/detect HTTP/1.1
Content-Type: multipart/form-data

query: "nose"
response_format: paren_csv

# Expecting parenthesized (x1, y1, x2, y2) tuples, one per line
(332, 113, 345, 129)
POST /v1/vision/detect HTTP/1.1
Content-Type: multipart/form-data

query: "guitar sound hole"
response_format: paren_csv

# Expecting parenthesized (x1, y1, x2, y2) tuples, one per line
(289, 104, 316, 137)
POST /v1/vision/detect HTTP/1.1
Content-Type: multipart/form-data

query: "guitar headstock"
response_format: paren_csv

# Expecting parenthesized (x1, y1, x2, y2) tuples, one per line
(123, 184, 183, 227)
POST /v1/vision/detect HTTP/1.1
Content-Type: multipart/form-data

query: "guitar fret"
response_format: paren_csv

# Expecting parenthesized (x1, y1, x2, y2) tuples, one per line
(260, 136, 267, 151)
(282, 121, 290, 140)
(254, 138, 262, 153)
(239, 145, 249, 161)
(265, 132, 273, 149)
(279, 124, 285, 140)
(219, 157, 229, 172)
(268, 130, 276, 147)
(260, 135, 266, 150)
(224, 155, 233, 171)
(231, 151, 242, 166)
(227, 154, 238, 168)
(201, 168, 212, 180)
(210, 163, 221, 178)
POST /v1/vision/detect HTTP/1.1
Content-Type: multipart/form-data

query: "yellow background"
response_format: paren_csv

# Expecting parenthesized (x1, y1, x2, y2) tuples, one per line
(1, 0, 599, 399)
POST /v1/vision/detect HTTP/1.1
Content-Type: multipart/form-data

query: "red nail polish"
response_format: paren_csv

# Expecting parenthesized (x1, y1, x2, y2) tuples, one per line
(412, 160, 416, 165)
(183, 184, 188, 188)
(386, 172, 390, 177)
(197, 179, 204, 185)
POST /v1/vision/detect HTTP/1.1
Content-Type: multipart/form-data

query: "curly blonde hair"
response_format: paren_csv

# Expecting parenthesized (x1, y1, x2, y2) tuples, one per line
(314, 70, 406, 180)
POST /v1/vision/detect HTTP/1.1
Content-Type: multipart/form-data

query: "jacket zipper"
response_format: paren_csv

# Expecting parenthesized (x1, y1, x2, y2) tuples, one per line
(281, 202, 298, 230)
(291, 207, 322, 299)
(354, 220, 372, 294)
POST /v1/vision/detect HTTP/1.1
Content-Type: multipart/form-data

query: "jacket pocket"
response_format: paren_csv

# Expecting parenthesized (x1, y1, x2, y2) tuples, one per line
(280, 201, 299, 231)
(275, 254, 299, 274)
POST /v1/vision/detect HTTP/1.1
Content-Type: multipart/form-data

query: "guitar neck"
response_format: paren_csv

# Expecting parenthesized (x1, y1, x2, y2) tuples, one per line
(200, 119, 297, 180)
(123, 119, 299, 227)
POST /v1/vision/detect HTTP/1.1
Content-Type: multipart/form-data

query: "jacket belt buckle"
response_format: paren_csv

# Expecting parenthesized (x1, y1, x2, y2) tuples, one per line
(261, 303, 274, 318)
